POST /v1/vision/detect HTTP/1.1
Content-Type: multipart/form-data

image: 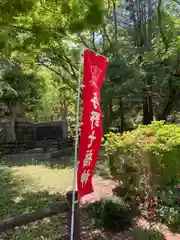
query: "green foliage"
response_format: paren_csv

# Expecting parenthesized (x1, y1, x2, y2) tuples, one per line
(67, 117, 76, 138)
(0, 0, 36, 17)
(86, 196, 133, 231)
(104, 121, 180, 194)
(0, 64, 44, 111)
(133, 227, 165, 240)
(1, 0, 106, 36)
(105, 121, 180, 229)
(28, 67, 75, 122)
(156, 185, 180, 228)
(1, 0, 180, 134)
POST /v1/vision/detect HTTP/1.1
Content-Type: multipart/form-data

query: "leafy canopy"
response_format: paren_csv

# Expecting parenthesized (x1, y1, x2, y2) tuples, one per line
(0, 63, 44, 111)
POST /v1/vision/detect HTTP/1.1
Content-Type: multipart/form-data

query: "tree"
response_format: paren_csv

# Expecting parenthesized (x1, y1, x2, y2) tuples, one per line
(30, 67, 76, 122)
(0, 61, 45, 141)
(98, 0, 180, 129)
(2, 0, 180, 136)
(0, 0, 107, 128)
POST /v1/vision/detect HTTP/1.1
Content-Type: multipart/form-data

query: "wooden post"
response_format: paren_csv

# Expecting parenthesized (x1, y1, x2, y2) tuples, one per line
(0, 201, 68, 232)
(66, 191, 80, 240)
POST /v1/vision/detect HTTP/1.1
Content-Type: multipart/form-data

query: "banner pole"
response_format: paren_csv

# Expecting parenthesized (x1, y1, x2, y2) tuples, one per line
(70, 45, 83, 240)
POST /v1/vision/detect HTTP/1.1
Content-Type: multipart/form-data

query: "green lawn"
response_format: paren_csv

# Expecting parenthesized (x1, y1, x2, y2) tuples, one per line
(0, 153, 109, 240)
(0, 159, 73, 240)
(0, 156, 167, 240)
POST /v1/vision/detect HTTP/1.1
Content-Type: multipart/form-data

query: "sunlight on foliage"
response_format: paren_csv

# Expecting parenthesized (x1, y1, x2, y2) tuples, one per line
(105, 121, 180, 190)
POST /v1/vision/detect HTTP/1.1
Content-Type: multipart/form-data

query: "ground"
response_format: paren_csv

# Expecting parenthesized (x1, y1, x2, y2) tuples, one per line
(0, 156, 179, 240)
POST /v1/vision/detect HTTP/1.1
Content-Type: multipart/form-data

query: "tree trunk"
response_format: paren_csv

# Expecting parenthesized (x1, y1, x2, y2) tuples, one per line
(157, 91, 180, 121)
(128, 0, 154, 125)
(7, 104, 18, 142)
(158, 77, 179, 121)
(142, 95, 153, 125)
(61, 104, 68, 121)
(157, 99, 172, 121)
(120, 100, 125, 134)
(112, 0, 118, 41)
(103, 104, 113, 134)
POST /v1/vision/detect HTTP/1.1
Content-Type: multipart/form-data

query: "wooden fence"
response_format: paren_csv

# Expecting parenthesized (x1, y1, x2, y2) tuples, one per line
(0, 191, 80, 240)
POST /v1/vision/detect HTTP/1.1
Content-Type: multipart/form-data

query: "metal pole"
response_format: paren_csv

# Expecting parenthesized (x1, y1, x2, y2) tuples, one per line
(70, 45, 83, 240)
(67, 191, 80, 240)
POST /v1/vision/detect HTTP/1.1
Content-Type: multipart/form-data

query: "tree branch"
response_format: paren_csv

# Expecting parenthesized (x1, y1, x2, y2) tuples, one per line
(48, 45, 78, 80)
(157, 0, 169, 51)
(78, 34, 91, 49)
(91, 32, 98, 52)
(102, 26, 112, 46)
(38, 61, 77, 93)
(61, 53, 79, 77)
(40, 2, 60, 15)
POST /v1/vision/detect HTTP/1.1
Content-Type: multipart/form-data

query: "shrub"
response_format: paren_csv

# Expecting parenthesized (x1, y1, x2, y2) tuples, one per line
(86, 196, 134, 231)
(156, 204, 180, 228)
(156, 184, 180, 228)
(133, 227, 165, 240)
(104, 121, 180, 196)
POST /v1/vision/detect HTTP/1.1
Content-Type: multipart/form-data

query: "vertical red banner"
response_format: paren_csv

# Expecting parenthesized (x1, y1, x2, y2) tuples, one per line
(77, 50, 107, 199)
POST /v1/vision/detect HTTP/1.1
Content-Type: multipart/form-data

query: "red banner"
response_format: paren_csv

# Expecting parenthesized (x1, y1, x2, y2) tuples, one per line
(77, 50, 107, 199)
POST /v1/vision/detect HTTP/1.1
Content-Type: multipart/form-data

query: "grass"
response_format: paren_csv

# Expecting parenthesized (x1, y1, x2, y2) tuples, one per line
(0, 153, 171, 240)
(0, 148, 110, 239)
(0, 158, 73, 240)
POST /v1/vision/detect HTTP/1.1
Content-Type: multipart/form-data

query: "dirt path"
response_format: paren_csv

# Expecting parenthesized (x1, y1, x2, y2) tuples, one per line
(80, 177, 117, 207)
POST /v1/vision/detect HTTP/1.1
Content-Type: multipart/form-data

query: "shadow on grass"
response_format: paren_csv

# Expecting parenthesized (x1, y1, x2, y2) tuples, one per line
(0, 191, 68, 240)
(0, 166, 68, 239)
(0, 166, 24, 219)
(0, 156, 73, 170)
(10, 191, 66, 214)
(133, 227, 165, 240)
